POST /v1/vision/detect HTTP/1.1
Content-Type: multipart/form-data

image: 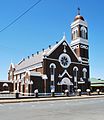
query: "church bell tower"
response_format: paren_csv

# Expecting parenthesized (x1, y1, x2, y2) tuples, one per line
(70, 8, 89, 64)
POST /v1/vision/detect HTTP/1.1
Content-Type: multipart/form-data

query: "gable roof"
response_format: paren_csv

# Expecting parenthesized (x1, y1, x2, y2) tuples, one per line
(46, 35, 66, 56)
(46, 35, 79, 61)
(8, 63, 15, 71)
(13, 36, 65, 72)
(12, 35, 79, 72)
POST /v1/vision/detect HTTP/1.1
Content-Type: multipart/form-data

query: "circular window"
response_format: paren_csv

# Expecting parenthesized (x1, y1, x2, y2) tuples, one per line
(59, 53, 71, 68)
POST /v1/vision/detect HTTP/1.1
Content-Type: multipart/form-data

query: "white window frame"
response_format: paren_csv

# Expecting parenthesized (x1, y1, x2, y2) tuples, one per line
(82, 68, 87, 79)
(81, 26, 87, 39)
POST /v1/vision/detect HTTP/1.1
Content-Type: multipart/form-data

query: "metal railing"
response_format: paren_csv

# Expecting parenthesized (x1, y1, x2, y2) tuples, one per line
(0, 92, 15, 99)
(0, 90, 104, 99)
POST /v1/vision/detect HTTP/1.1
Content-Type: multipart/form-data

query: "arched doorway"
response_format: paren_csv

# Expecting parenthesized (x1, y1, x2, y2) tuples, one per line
(60, 77, 73, 93)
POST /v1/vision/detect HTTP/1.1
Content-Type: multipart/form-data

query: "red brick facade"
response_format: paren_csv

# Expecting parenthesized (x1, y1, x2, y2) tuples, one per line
(8, 11, 90, 94)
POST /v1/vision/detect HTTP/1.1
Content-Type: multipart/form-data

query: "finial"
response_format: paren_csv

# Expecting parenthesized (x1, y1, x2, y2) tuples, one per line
(77, 7, 80, 15)
(63, 32, 66, 40)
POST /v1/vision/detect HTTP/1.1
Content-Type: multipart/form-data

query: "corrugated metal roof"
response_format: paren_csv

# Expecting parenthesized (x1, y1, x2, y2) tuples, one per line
(90, 78, 104, 84)
(91, 84, 104, 87)
(15, 48, 49, 71)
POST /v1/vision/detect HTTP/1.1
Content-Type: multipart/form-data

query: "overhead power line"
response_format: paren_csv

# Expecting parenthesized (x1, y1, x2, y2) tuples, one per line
(0, 0, 42, 33)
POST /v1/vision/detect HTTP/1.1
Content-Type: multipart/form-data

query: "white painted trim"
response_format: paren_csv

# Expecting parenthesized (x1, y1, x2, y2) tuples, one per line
(80, 45, 88, 49)
(72, 27, 78, 33)
(82, 63, 89, 66)
(42, 74, 48, 79)
(82, 57, 88, 60)
(70, 38, 88, 46)
(59, 53, 71, 68)
(78, 81, 85, 84)
(3, 83, 8, 87)
(58, 70, 72, 78)
(14, 62, 42, 75)
(82, 68, 87, 72)
(71, 19, 88, 28)
(50, 63, 56, 68)
(73, 66, 78, 71)
(45, 58, 59, 62)
(81, 26, 87, 33)
(67, 43, 79, 61)
(45, 42, 79, 63)
(82, 60, 89, 64)
(47, 35, 66, 56)
(60, 77, 73, 85)
(45, 57, 88, 65)
(30, 72, 42, 77)
(51, 75, 54, 81)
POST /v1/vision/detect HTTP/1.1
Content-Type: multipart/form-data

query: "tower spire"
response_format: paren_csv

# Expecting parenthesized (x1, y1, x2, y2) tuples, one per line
(77, 7, 80, 15)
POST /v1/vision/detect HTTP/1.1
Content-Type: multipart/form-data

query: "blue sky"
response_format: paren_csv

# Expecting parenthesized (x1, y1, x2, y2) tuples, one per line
(0, 0, 104, 80)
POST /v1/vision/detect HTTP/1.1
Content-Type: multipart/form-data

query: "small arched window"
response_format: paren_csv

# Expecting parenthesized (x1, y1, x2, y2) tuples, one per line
(50, 63, 56, 90)
(82, 68, 87, 79)
(81, 29, 84, 38)
(73, 31, 75, 39)
(73, 66, 78, 77)
(73, 66, 78, 87)
(50, 63, 56, 75)
(75, 30, 78, 38)
(72, 27, 78, 40)
(81, 27, 87, 39)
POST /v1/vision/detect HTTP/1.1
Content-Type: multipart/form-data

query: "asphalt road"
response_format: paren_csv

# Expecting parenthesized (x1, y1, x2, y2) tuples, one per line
(0, 98, 104, 120)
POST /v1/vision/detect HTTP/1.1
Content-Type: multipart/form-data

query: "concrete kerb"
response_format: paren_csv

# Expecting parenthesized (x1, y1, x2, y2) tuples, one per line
(0, 95, 104, 104)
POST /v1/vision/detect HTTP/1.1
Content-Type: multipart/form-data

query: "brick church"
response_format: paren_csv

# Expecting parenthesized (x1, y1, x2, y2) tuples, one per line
(8, 9, 90, 94)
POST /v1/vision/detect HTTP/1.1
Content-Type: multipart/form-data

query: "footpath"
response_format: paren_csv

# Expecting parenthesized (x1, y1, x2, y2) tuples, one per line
(0, 94, 104, 104)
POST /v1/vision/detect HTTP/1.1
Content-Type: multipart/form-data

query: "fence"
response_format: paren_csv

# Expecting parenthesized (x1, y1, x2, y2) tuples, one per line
(0, 91, 103, 99)
(0, 92, 15, 99)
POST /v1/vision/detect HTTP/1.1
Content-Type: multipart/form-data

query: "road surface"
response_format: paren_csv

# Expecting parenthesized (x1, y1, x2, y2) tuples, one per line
(0, 98, 104, 120)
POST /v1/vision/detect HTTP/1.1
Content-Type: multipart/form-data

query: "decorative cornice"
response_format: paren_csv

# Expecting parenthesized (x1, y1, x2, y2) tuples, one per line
(71, 19, 88, 28)
(70, 38, 88, 46)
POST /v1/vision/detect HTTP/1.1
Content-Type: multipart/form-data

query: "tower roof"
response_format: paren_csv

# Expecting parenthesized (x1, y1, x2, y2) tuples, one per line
(74, 8, 85, 21)
(74, 15, 84, 21)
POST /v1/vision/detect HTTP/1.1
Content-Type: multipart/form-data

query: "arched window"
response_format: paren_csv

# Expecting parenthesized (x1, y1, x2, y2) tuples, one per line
(84, 30, 86, 39)
(81, 29, 84, 38)
(50, 63, 56, 92)
(73, 66, 78, 82)
(81, 27, 87, 39)
(73, 66, 78, 90)
(50, 63, 56, 75)
(75, 30, 78, 38)
(73, 67, 78, 76)
(73, 31, 75, 39)
(72, 27, 78, 40)
(82, 68, 87, 79)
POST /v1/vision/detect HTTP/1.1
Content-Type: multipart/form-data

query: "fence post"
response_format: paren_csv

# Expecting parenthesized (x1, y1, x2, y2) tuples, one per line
(34, 89, 38, 98)
(15, 90, 19, 99)
(51, 89, 55, 97)
(77, 89, 81, 96)
(86, 89, 91, 95)
(65, 89, 69, 97)
(96, 89, 100, 95)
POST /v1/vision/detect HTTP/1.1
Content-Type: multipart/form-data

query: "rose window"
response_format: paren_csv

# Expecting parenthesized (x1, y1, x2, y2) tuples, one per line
(59, 53, 71, 68)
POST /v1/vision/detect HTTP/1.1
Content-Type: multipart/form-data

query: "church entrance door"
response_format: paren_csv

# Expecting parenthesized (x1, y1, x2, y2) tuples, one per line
(61, 77, 73, 93)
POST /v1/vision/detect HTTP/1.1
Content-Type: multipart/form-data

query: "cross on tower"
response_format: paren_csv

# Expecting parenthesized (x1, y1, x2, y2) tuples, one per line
(77, 7, 80, 15)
